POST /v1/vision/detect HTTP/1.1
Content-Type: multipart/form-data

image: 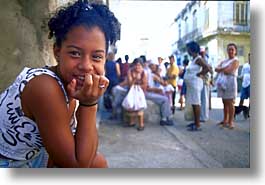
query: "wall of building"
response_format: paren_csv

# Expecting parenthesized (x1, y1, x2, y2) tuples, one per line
(0, 0, 73, 92)
(217, 1, 234, 28)
(173, 1, 250, 69)
(206, 38, 218, 66)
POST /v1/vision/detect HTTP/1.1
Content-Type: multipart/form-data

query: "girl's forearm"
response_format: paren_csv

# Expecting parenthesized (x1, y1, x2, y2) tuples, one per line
(74, 105, 98, 167)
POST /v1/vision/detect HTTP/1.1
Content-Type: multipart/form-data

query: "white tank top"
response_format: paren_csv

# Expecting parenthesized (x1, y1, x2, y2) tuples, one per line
(220, 57, 238, 76)
(184, 55, 202, 80)
(0, 67, 76, 160)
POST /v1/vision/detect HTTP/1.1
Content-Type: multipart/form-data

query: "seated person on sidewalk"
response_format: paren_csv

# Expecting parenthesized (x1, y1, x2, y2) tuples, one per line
(126, 58, 147, 131)
(145, 60, 175, 126)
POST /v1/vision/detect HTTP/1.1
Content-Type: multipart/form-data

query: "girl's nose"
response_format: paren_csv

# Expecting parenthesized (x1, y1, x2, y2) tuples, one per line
(78, 56, 94, 73)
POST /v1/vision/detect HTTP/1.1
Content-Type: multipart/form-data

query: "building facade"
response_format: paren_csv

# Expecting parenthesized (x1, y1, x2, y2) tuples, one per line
(172, 0, 250, 67)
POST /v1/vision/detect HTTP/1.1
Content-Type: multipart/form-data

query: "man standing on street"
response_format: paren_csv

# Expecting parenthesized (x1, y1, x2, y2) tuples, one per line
(167, 55, 179, 114)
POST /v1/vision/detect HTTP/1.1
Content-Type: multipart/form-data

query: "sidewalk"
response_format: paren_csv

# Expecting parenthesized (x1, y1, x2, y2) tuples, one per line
(97, 94, 250, 168)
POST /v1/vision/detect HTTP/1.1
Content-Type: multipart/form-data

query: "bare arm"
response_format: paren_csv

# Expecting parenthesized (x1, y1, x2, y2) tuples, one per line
(140, 72, 148, 92)
(222, 59, 239, 75)
(118, 77, 129, 87)
(215, 61, 224, 73)
(127, 70, 134, 87)
(195, 58, 210, 77)
(153, 74, 165, 86)
(178, 68, 184, 76)
(21, 74, 108, 167)
(116, 63, 121, 77)
(214, 59, 239, 75)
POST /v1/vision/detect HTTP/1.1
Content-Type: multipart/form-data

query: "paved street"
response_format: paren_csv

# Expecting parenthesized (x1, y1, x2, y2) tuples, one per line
(97, 93, 250, 168)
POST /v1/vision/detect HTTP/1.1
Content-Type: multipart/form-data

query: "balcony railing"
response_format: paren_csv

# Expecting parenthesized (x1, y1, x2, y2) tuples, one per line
(177, 24, 250, 48)
(218, 25, 250, 34)
(218, 19, 250, 33)
(177, 28, 203, 49)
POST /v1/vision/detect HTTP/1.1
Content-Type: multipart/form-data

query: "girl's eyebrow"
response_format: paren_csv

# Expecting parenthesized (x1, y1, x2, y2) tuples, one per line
(94, 50, 105, 53)
(66, 45, 105, 53)
(66, 45, 81, 50)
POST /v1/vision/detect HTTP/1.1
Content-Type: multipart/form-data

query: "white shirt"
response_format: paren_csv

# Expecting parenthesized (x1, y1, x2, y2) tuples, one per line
(158, 63, 167, 78)
(0, 67, 75, 160)
(184, 55, 202, 80)
(241, 63, 250, 88)
(144, 67, 153, 88)
(164, 84, 174, 93)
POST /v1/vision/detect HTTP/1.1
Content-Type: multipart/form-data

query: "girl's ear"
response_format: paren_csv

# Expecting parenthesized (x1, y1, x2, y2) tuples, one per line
(53, 44, 61, 61)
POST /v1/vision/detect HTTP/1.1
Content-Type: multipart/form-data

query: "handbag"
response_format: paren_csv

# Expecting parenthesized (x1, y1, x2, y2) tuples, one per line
(215, 73, 227, 90)
(122, 85, 147, 111)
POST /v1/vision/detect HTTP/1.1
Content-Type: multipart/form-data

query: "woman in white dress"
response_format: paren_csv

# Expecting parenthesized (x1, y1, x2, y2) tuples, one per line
(184, 41, 210, 131)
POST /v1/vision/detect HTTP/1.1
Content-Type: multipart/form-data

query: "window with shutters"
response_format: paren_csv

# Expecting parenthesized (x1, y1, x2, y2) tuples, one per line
(233, 1, 248, 25)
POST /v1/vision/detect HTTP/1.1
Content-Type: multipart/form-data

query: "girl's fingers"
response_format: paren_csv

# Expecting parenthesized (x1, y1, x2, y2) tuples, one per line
(82, 74, 93, 95)
(73, 74, 109, 102)
(67, 78, 77, 98)
(98, 76, 109, 94)
(91, 74, 100, 95)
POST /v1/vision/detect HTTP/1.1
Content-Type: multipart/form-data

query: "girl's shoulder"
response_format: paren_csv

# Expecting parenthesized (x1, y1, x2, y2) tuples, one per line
(20, 67, 69, 104)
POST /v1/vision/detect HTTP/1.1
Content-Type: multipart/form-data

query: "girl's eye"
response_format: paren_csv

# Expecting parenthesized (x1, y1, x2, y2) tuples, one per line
(93, 55, 103, 62)
(69, 51, 81, 58)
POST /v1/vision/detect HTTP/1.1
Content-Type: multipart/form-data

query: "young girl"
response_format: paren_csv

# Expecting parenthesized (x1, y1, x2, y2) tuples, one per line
(0, 0, 120, 168)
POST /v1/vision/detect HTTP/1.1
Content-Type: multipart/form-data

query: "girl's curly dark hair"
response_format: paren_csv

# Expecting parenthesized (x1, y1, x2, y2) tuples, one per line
(48, 0, 120, 52)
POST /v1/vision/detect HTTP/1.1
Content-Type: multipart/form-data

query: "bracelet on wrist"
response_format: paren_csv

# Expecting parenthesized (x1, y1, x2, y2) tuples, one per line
(79, 101, 98, 107)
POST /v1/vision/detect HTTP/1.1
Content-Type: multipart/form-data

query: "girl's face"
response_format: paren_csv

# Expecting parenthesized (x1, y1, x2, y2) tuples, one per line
(227, 45, 237, 59)
(134, 62, 143, 73)
(54, 26, 106, 89)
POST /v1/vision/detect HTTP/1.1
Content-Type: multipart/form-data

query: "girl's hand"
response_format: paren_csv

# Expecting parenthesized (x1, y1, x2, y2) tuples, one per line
(67, 74, 109, 104)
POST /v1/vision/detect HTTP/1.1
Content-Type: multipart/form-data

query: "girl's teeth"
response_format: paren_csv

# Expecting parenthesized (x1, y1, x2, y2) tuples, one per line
(78, 76, 85, 80)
